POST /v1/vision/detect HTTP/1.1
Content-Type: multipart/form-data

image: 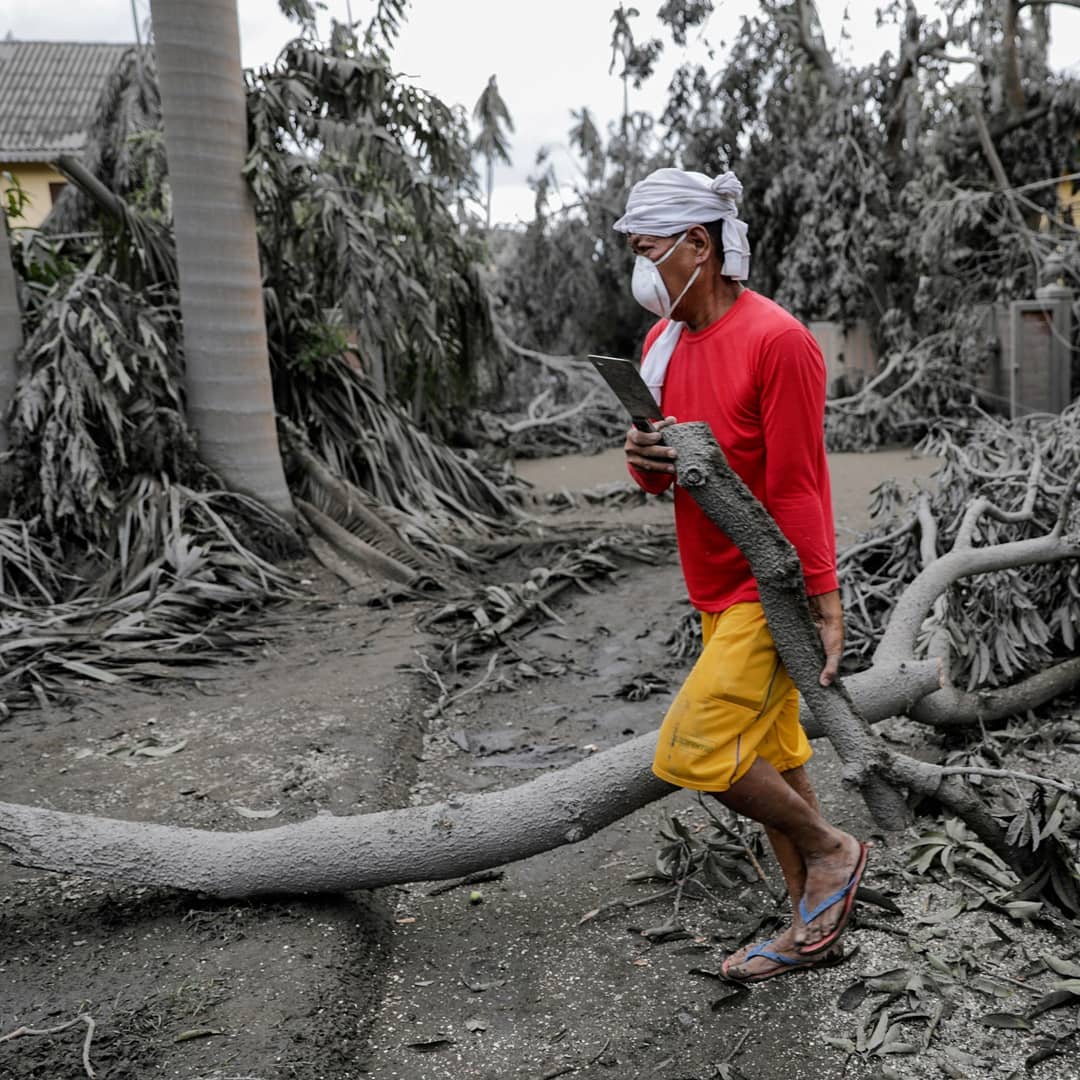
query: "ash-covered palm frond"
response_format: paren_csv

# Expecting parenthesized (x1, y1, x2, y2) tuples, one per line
(52, 156, 176, 290)
(0, 479, 296, 714)
(9, 266, 192, 552)
(0, 520, 62, 606)
(44, 45, 164, 236)
(276, 356, 522, 536)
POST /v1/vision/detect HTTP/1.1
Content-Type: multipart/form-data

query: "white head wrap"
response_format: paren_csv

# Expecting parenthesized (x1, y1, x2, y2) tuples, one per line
(613, 168, 750, 403)
(613, 168, 750, 279)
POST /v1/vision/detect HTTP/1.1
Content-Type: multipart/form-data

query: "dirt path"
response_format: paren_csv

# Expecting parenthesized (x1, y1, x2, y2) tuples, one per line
(0, 585, 427, 1079)
(516, 445, 940, 541)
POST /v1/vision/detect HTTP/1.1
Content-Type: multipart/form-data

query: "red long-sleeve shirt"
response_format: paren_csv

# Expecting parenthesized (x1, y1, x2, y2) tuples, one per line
(630, 289, 838, 612)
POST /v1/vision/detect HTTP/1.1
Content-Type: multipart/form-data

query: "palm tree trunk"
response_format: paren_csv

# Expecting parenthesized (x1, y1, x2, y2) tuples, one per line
(148, 0, 294, 519)
(0, 216, 21, 453)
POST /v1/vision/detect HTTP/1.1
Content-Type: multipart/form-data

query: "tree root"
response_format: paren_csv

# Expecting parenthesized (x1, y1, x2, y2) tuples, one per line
(0, 1012, 97, 1079)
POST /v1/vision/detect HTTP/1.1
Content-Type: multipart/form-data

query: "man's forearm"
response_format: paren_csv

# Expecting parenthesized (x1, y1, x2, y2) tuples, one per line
(808, 588, 844, 686)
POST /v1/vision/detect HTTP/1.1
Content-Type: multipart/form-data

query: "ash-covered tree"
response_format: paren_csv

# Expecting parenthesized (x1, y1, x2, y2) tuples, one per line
(0, 180, 23, 453)
(497, 1, 1080, 445)
(0, 0, 515, 709)
(472, 75, 515, 231)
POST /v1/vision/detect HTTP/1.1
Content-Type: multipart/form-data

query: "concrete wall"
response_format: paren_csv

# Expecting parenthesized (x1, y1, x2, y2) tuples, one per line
(808, 319, 878, 395)
(815, 297, 1074, 415)
(1, 161, 67, 228)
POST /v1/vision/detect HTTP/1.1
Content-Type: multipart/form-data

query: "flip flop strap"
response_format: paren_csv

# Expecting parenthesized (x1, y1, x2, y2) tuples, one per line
(745, 940, 802, 966)
(799, 877, 854, 926)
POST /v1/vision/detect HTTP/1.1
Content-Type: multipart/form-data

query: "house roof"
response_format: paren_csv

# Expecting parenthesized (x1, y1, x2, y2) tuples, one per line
(0, 41, 131, 162)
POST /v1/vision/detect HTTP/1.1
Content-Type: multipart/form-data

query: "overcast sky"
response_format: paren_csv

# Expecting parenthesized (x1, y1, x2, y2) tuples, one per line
(3, 1, 1079, 223)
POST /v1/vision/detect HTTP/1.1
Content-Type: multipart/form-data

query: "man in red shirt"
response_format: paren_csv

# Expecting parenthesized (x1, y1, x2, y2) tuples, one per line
(615, 168, 868, 981)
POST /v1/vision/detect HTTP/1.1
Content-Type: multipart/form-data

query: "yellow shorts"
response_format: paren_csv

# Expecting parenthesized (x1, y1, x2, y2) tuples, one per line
(652, 602, 812, 792)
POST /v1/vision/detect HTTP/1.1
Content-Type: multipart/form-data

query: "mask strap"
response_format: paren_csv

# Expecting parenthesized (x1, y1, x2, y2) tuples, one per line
(667, 264, 701, 318)
(653, 232, 687, 267)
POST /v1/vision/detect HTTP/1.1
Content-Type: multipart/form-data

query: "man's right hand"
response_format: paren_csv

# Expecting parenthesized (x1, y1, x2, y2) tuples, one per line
(624, 416, 678, 474)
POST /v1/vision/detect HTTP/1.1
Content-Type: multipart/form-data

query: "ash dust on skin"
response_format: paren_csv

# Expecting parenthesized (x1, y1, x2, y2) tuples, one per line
(8, 446, 1075, 1079)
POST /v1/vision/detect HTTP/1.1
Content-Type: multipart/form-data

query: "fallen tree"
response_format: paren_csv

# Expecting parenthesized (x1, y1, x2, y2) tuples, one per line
(1, 421, 1078, 901)
(841, 404, 1080, 715)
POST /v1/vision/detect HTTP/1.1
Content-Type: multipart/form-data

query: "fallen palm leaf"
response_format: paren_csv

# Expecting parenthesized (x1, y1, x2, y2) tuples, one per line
(132, 740, 187, 758)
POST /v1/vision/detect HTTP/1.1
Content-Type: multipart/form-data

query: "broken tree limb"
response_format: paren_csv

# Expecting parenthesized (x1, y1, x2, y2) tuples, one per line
(799, 658, 942, 739)
(873, 474, 1080, 664)
(0, 660, 944, 897)
(662, 422, 912, 829)
(297, 498, 419, 588)
(910, 657, 1080, 730)
(659, 422, 1077, 877)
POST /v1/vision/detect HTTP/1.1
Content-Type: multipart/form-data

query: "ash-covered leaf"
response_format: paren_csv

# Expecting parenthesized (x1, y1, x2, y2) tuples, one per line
(687, 967, 725, 981)
(876, 1040, 920, 1056)
(1040, 953, 1080, 979)
(916, 903, 964, 925)
(979, 1012, 1031, 1030)
(1027, 989, 1078, 1019)
(132, 739, 188, 758)
(865, 968, 917, 994)
(407, 1036, 457, 1051)
(824, 1036, 856, 1053)
(710, 984, 750, 1009)
(854, 887, 902, 914)
(1025, 1037, 1069, 1070)
(641, 920, 693, 944)
(173, 1028, 227, 1042)
(1001, 900, 1042, 921)
(838, 979, 868, 1011)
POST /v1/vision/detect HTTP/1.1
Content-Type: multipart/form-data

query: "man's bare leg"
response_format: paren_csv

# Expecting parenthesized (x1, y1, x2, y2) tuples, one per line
(766, 766, 820, 900)
(722, 766, 842, 977)
(712, 757, 862, 955)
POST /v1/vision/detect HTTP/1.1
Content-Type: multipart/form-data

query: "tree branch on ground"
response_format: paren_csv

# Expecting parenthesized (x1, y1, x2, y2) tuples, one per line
(3, 421, 1076, 898)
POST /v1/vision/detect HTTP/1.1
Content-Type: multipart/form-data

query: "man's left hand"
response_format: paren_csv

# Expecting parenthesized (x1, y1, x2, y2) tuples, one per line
(808, 590, 844, 686)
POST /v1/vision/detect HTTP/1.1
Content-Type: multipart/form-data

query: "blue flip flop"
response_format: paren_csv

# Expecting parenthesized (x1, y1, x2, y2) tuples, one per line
(721, 938, 843, 983)
(797, 841, 870, 956)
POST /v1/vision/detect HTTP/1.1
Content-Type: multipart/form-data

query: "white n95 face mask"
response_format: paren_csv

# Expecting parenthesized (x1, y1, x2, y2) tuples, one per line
(631, 232, 701, 319)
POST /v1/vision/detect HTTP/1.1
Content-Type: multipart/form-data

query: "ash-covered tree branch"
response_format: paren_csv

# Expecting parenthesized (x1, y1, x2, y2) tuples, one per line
(0, 662, 939, 897)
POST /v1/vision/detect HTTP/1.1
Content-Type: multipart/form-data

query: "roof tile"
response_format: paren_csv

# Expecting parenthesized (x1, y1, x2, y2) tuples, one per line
(0, 41, 131, 161)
